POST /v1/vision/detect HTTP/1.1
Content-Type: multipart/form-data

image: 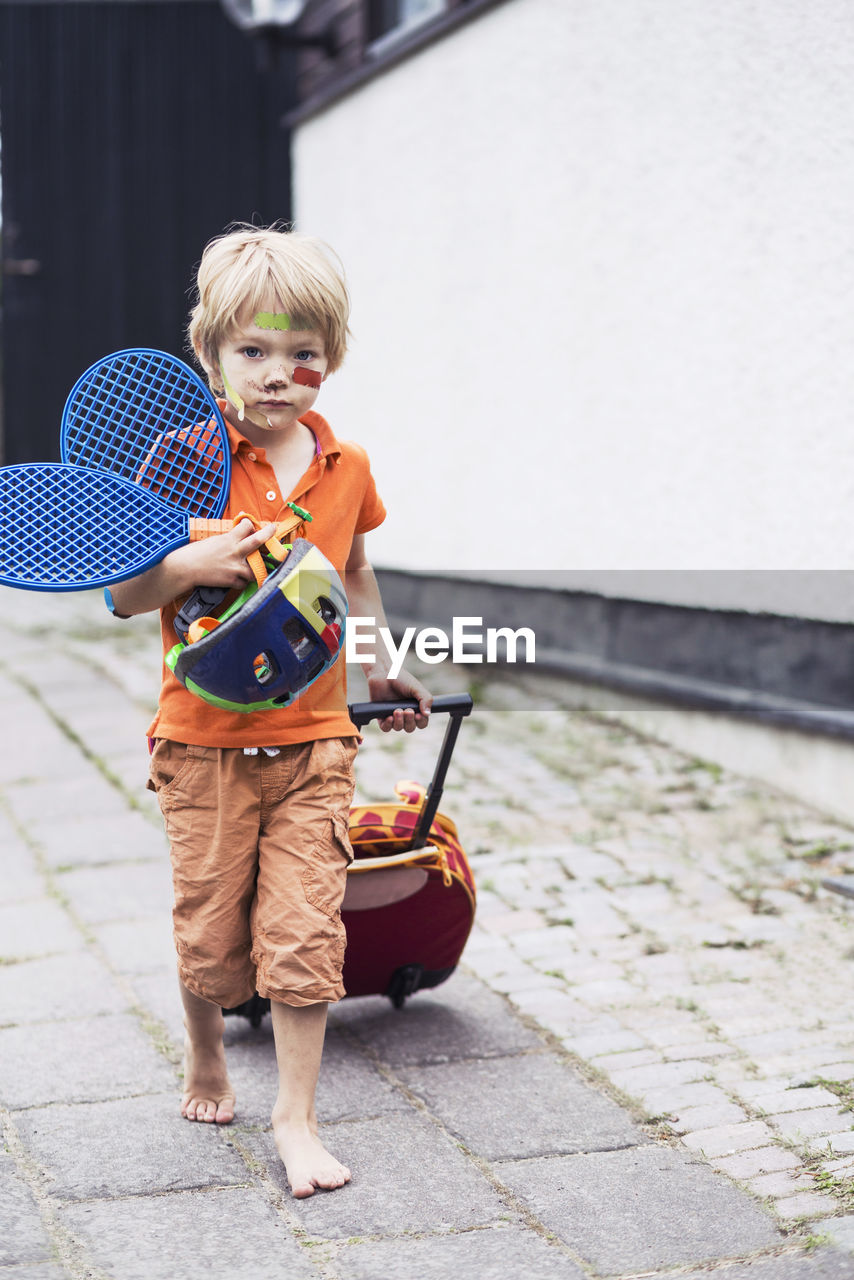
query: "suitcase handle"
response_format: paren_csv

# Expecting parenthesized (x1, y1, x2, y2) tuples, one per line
(347, 692, 473, 728)
(347, 693, 473, 850)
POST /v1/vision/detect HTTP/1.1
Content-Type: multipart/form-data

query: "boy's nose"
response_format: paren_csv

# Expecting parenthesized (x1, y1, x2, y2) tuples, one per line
(265, 364, 290, 386)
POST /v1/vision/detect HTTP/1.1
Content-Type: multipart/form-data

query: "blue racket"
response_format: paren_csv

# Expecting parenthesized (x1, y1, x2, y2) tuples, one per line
(61, 348, 229, 509)
(0, 350, 232, 592)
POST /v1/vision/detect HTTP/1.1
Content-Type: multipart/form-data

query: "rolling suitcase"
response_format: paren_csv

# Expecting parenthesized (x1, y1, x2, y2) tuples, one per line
(225, 693, 475, 1023)
(342, 693, 476, 1006)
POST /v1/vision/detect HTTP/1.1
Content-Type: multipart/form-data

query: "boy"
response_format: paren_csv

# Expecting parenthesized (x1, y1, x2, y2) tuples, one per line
(109, 224, 431, 1198)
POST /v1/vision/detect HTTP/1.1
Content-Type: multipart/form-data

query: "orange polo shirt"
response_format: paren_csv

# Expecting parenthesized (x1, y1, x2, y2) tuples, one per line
(146, 405, 386, 747)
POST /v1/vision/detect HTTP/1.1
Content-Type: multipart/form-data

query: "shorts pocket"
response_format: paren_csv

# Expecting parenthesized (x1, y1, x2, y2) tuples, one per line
(301, 813, 353, 918)
(148, 740, 207, 810)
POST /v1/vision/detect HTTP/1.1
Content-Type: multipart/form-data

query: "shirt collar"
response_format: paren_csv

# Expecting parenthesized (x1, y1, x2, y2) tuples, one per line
(216, 400, 342, 461)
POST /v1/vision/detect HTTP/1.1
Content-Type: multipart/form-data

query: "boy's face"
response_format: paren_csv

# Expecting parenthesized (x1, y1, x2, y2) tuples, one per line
(214, 306, 329, 440)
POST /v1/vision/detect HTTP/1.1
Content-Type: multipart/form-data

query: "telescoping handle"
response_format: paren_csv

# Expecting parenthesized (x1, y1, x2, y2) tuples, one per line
(347, 693, 473, 851)
(347, 692, 473, 729)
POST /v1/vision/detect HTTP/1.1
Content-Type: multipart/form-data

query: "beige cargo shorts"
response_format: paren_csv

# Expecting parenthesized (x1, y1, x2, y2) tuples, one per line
(149, 736, 358, 1008)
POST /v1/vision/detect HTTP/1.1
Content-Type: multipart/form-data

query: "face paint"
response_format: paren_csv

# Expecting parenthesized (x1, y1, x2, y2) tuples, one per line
(220, 360, 272, 430)
(293, 367, 323, 389)
(219, 360, 244, 418)
(253, 311, 291, 331)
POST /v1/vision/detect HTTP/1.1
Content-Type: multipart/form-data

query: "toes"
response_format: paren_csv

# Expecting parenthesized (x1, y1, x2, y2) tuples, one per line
(182, 1096, 206, 1121)
(291, 1181, 317, 1199)
(182, 1094, 234, 1124)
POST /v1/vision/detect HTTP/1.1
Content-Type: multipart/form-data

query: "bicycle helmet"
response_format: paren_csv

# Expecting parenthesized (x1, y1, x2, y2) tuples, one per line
(165, 538, 347, 713)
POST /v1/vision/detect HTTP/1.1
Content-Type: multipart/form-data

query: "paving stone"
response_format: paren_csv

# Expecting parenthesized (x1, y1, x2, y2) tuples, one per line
(592, 1048, 661, 1071)
(0, 1014, 174, 1108)
(561, 1027, 648, 1058)
(640, 1081, 736, 1116)
(490, 968, 566, 995)
(752, 1086, 843, 1113)
(55, 861, 173, 925)
(0, 1151, 52, 1266)
(821, 1217, 854, 1253)
(15, 1094, 248, 1201)
(216, 1024, 410, 1128)
(478, 909, 546, 936)
(0, 812, 43, 905)
(735, 1029, 838, 1058)
(811, 1063, 854, 1083)
(0, 952, 128, 1026)
(712, 1146, 802, 1179)
(609, 1058, 710, 1094)
(774, 1190, 839, 1219)
(507, 925, 577, 959)
(565, 976, 638, 1005)
(399, 1052, 644, 1160)
(0, 1264, 68, 1279)
(240, 1111, 506, 1238)
(328, 974, 542, 1066)
(0, 900, 83, 962)
(539, 955, 624, 983)
(565, 901, 627, 939)
(0, 716, 79, 781)
(812, 1133, 854, 1156)
(748, 1169, 817, 1197)
(494, 1145, 780, 1271)
(5, 772, 131, 828)
(125, 969, 186, 1046)
(335, 1225, 584, 1280)
(681, 1120, 776, 1158)
(773, 1107, 854, 1141)
(61, 1187, 316, 1280)
(677, 1248, 854, 1278)
(34, 809, 167, 869)
(92, 915, 176, 976)
(670, 1105, 752, 1136)
(760, 1050, 854, 1079)
(508, 988, 592, 1036)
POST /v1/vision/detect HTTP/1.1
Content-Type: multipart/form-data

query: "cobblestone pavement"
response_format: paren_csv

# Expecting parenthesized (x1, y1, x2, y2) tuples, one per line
(3, 585, 854, 1278)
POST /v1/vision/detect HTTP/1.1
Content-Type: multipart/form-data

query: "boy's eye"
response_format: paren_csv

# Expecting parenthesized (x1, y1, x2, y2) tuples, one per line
(294, 350, 315, 363)
(242, 346, 262, 359)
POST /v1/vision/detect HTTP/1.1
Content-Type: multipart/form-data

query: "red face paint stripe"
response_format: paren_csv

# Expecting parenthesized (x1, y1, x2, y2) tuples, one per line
(293, 367, 322, 389)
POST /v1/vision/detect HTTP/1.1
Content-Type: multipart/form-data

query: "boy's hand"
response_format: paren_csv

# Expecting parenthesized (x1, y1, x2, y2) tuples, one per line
(173, 518, 279, 591)
(367, 671, 432, 732)
(108, 518, 280, 617)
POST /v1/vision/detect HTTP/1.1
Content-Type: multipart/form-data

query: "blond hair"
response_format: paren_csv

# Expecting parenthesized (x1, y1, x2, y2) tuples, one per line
(188, 223, 351, 388)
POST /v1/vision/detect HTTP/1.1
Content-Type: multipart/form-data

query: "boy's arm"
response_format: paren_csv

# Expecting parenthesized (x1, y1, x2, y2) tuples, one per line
(108, 519, 278, 617)
(345, 534, 432, 732)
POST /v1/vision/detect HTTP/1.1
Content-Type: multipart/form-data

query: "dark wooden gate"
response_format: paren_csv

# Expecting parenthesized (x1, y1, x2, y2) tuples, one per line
(0, 0, 296, 462)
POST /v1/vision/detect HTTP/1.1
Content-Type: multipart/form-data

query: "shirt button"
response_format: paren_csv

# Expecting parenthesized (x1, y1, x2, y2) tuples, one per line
(247, 451, 257, 461)
(266, 490, 277, 501)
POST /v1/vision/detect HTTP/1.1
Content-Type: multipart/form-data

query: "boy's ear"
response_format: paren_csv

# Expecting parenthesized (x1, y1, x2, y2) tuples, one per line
(194, 340, 220, 387)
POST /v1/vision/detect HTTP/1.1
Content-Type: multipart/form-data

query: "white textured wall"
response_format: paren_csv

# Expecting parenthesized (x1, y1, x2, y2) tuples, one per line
(294, 0, 854, 619)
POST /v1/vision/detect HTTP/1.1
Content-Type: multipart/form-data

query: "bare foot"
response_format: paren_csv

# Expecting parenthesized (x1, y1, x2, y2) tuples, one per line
(272, 1112, 351, 1198)
(181, 1036, 235, 1124)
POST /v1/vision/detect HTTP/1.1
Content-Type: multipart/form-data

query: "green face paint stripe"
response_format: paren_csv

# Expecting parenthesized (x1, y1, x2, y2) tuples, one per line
(253, 311, 291, 330)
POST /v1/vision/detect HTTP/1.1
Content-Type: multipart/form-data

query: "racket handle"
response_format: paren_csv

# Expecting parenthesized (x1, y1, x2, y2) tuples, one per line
(187, 512, 303, 541)
(188, 519, 232, 540)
